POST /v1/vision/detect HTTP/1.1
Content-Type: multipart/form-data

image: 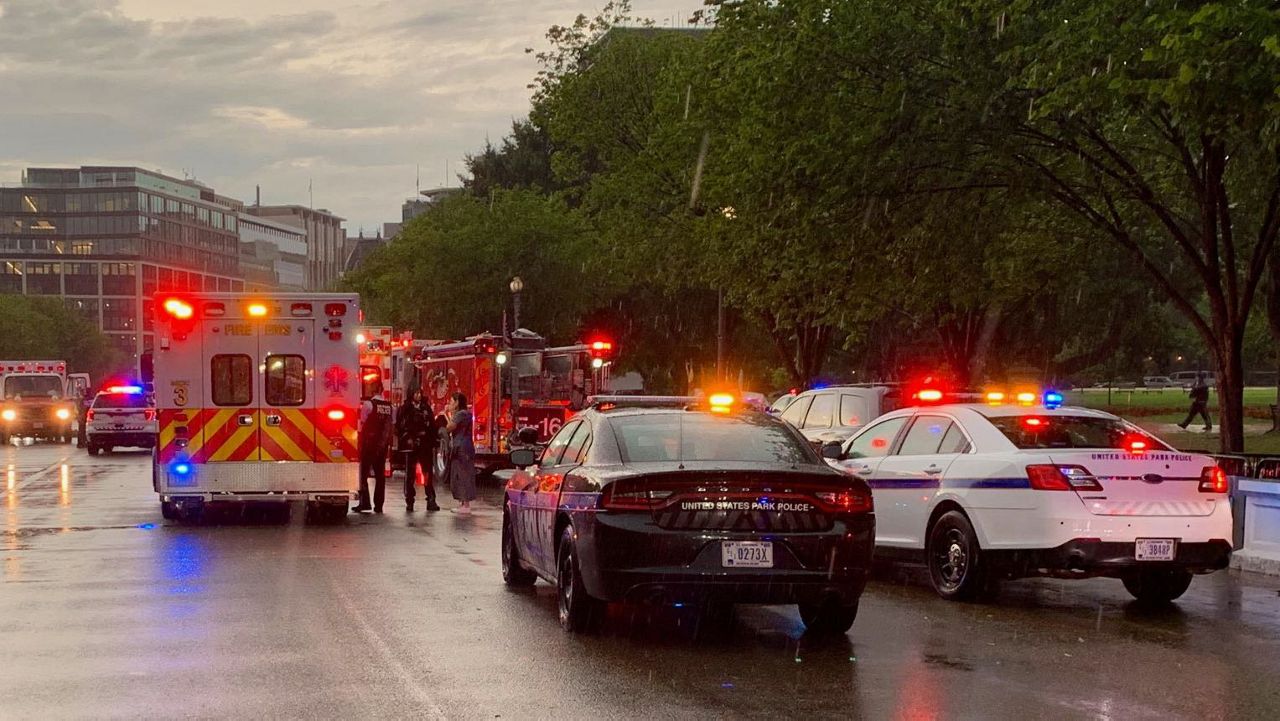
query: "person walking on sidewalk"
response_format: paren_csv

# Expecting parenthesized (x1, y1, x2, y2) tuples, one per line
(397, 389, 441, 512)
(1178, 372, 1213, 432)
(445, 391, 477, 514)
(354, 380, 394, 513)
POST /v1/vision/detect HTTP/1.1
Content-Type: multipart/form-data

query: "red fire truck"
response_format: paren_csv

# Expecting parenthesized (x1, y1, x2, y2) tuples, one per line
(356, 326, 393, 401)
(414, 331, 614, 474)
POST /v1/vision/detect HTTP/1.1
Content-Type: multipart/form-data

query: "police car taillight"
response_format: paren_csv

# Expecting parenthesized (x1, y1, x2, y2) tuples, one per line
(1026, 464, 1103, 492)
(814, 489, 873, 514)
(600, 485, 662, 511)
(1199, 466, 1229, 493)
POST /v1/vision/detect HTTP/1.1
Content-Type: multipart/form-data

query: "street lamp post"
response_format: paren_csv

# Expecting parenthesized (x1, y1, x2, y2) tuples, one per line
(509, 276, 524, 435)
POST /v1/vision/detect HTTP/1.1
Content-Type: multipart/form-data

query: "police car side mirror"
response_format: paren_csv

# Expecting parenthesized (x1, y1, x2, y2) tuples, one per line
(516, 426, 540, 445)
(820, 442, 844, 461)
(510, 447, 538, 469)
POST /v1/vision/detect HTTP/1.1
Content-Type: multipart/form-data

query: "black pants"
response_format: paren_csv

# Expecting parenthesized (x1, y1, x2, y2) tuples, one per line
(402, 447, 437, 507)
(357, 452, 386, 510)
(1181, 401, 1212, 430)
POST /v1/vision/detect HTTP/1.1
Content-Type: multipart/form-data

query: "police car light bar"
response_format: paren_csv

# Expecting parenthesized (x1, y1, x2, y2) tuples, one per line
(586, 395, 697, 410)
(108, 385, 144, 394)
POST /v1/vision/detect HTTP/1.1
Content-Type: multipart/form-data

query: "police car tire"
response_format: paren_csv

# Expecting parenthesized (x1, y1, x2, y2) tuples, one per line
(1122, 569, 1193, 604)
(557, 527, 604, 633)
(798, 598, 858, 635)
(502, 511, 537, 587)
(87, 444, 100, 456)
(160, 501, 177, 520)
(927, 510, 990, 602)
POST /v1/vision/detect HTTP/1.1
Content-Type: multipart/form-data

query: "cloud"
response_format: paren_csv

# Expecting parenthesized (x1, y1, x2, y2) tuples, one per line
(0, 0, 693, 232)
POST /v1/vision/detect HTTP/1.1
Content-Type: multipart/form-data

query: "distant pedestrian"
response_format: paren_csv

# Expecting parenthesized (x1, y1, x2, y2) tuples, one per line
(76, 386, 92, 448)
(445, 391, 477, 514)
(354, 380, 394, 513)
(1178, 372, 1212, 432)
(397, 389, 441, 512)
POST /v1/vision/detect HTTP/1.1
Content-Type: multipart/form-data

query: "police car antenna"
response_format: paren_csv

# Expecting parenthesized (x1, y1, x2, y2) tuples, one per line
(677, 411, 685, 471)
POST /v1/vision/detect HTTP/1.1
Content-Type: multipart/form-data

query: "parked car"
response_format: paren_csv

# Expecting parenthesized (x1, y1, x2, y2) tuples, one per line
(1171, 371, 1215, 388)
(501, 394, 875, 635)
(778, 385, 897, 446)
(1141, 376, 1177, 389)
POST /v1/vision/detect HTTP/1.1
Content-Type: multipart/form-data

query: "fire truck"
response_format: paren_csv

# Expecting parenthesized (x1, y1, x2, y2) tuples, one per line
(0, 360, 87, 444)
(151, 293, 362, 522)
(356, 326, 393, 401)
(414, 331, 614, 474)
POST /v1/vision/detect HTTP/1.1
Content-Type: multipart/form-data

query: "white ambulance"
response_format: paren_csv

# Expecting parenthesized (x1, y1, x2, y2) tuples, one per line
(152, 293, 362, 522)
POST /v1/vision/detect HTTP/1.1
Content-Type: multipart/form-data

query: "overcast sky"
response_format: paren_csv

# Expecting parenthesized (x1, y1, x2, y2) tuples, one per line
(0, 0, 697, 233)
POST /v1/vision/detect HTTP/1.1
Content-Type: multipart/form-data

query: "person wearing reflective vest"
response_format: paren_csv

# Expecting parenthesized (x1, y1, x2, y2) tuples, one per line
(354, 380, 394, 513)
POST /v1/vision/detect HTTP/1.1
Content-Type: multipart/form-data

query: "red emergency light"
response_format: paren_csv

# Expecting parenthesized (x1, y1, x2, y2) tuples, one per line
(588, 339, 615, 359)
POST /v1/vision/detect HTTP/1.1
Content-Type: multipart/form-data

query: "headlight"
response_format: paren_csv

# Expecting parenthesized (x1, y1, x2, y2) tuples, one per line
(56, 408, 72, 420)
(1, 409, 15, 422)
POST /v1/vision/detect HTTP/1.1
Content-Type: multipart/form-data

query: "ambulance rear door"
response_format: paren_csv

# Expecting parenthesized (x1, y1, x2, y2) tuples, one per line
(259, 312, 315, 462)
(204, 312, 260, 462)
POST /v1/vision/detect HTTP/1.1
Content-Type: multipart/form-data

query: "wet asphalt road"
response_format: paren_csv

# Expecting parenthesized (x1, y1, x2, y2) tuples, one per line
(2, 444, 1280, 720)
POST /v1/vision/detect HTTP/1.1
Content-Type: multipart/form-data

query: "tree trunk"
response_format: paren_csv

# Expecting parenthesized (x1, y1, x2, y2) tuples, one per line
(1216, 334, 1247, 453)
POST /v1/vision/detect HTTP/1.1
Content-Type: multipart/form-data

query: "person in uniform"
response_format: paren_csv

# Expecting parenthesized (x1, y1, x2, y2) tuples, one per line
(397, 389, 441, 512)
(1178, 372, 1213, 432)
(354, 380, 394, 513)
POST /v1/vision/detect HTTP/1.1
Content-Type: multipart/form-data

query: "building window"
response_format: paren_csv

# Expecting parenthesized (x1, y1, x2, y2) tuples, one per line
(149, 195, 164, 214)
(142, 299, 154, 332)
(24, 262, 61, 295)
(109, 334, 138, 364)
(101, 262, 136, 296)
(217, 277, 231, 292)
(64, 298, 98, 323)
(203, 274, 217, 291)
(102, 299, 137, 331)
(157, 266, 173, 291)
(0, 261, 23, 293)
(141, 264, 156, 297)
(71, 241, 94, 255)
(64, 263, 99, 295)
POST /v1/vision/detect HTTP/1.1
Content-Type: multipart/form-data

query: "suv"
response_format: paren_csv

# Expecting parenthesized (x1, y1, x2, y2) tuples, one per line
(85, 386, 157, 455)
(779, 386, 896, 446)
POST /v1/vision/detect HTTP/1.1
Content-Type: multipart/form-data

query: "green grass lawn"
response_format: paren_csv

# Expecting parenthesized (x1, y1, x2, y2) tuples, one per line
(1067, 387, 1280, 454)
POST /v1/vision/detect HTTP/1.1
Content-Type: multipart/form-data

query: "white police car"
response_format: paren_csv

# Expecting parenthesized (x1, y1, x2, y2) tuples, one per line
(823, 393, 1232, 603)
(85, 385, 157, 456)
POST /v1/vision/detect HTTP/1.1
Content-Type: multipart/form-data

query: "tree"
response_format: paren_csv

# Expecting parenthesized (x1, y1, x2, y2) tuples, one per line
(0, 295, 120, 380)
(462, 119, 558, 199)
(344, 190, 600, 344)
(991, 1, 1280, 451)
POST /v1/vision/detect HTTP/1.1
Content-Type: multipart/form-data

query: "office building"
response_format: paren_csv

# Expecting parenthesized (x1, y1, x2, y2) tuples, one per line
(238, 214, 307, 291)
(0, 166, 244, 368)
(246, 205, 345, 290)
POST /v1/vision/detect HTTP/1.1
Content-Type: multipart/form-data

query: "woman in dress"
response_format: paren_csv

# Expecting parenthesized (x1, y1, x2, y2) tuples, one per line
(445, 391, 477, 514)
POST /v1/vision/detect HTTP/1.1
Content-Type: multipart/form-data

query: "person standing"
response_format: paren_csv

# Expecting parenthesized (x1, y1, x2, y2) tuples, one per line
(1178, 372, 1213, 432)
(397, 389, 441, 512)
(445, 391, 477, 514)
(354, 380, 394, 513)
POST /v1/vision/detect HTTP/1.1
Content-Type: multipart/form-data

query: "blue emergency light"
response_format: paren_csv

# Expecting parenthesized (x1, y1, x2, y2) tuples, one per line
(1043, 390, 1064, 409)
(169, 459, 195, 486)
(109, 385, 144, 394)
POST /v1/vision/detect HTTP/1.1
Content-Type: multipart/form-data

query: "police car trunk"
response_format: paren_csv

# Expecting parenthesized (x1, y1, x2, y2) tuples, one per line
(152, 294, 360, 510)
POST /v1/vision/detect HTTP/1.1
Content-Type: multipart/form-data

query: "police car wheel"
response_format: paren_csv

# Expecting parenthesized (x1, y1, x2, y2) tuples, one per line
(502, 511, 537, 587)
(160, 501, 177, 520)
(798, 597, 858, 635)
(557, 527, 603, 633)
(927, 510, 990, 602)
(1122, 569, 1193, 604)
(87, 444, 100, 456)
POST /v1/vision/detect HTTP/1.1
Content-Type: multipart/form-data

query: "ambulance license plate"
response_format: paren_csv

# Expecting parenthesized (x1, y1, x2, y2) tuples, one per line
(721, 541, 773, 568)
(1135, 538, 1177, 561)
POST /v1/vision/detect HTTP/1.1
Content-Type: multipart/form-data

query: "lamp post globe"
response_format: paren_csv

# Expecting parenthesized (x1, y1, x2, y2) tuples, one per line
(509, 276, 524, 294)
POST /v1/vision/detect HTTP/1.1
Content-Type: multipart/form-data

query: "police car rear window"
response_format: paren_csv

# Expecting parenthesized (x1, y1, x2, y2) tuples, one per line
(92, 393, 148, 409)
(611, 414, 813, 465)
(988, 416, 1170, 450)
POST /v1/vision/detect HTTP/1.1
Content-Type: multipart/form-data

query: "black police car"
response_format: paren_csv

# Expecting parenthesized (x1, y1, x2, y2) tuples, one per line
(501, 394, 875, 635)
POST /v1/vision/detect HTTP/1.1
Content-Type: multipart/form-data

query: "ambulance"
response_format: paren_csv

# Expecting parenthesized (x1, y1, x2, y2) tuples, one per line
(151, 293, 362, 522)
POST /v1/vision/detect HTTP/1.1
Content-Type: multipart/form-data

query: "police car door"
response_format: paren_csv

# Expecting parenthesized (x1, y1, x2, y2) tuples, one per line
(525, 420, 582, 575)
(259, 312, 314, 462)
(874, 414, 963, 548)
(837, 414, 909, 532)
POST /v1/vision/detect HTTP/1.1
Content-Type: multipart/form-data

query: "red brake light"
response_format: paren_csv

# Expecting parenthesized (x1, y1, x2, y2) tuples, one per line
(1126, 436, 1149, 454)
(1027, 464, 1103, 492)
(814, 489, 873, 513)
(324, 303, 348, 317)
(144, 409, 156, 422)
(327, 409, 347, 422)
(85, 409, 95, 422)
(917, 389, 944, 403)
(1199, 466, 1229, 493)
(1023, 417, 1045, 428)
(600, 484, 659, 511)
